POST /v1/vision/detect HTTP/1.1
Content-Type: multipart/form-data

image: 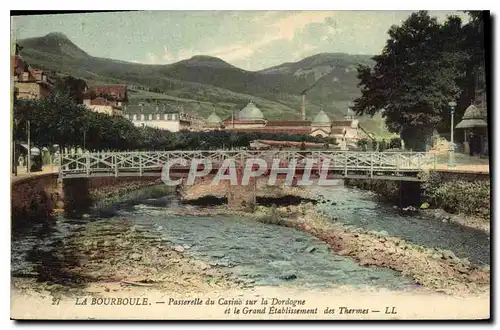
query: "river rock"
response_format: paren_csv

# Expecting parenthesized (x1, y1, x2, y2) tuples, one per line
(182, 244, 192, 250)
(211, 252, 226, 258)
(172, 245, 185, 253)
(129, 253, 142, 261)
(461, 258, 471, 268)
(441, 250, 457, 260)
(377, 230, 389, 237)
(305, 246, 316, 253)
(279, 272, 297, 280)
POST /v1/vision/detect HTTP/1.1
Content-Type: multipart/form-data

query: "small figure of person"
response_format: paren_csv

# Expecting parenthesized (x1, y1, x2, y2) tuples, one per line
(469, 132, 474, 156)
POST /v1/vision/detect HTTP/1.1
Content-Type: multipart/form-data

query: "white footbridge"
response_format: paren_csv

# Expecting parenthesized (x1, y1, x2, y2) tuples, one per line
(56, 150, 437, 181)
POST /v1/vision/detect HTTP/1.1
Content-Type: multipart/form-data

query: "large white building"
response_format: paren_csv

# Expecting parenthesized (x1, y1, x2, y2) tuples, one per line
(124, 111, 204, 132)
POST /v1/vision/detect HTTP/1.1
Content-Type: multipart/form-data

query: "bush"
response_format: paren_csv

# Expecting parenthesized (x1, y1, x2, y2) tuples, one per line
(379, 139, 387, 152)
(356, 138, 369, 151)
(423, 173, 490, 220)
(389, 137, 402, 149)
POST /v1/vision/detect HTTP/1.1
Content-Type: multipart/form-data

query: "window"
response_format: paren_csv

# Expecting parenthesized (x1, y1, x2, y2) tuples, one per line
(172, 114, 177, 120)
(164, 114, 168, 120)
(140, 114, 145, 121)
(132, 114, 137, 120)
(156, 114, 160, 120)
(148, 114, 152, 120)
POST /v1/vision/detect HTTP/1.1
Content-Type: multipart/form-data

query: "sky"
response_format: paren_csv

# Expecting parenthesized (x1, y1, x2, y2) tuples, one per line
(11, 10, 469, 71)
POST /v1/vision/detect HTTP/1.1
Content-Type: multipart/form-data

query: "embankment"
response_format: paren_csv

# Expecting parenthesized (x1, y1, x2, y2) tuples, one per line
(11, 174, 167, 223)
(11, 174, 61, 229)
(345, 170, 490, 230)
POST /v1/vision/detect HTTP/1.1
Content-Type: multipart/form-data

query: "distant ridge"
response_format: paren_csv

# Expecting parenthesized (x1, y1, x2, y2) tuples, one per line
(16, 32, 387, 134)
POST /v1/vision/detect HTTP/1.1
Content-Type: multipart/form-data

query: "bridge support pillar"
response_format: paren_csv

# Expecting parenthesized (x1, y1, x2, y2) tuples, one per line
(227, 168, 256, 211)
(63, 178, 92, 216)
(399, 181, 421, 208)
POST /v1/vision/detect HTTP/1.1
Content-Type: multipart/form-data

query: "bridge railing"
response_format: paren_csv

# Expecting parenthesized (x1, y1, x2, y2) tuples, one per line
(58, 150, 436, 179)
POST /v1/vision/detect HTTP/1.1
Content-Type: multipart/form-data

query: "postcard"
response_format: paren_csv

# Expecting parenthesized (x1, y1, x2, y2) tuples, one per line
(10, 10, 490, 320)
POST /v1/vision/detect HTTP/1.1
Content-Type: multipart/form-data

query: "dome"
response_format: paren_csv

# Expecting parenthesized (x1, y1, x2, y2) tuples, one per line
(206, 111, 222, 124)
(462, 104, 484, 120)
(238, 101, 264, 120)
(312, 110, 331, 125)
(455, 103, 487, 129)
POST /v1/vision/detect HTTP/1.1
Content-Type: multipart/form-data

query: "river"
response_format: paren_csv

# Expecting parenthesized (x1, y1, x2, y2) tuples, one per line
(11, 184, 489, 292)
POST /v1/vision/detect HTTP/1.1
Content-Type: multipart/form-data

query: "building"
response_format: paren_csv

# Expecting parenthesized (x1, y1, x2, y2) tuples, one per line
(83, 84, 128, 116)
(126, 112, 181, 131)
(83, 97, 124, 116)
(125, 104, 205, 132)
(211, 101, 361, 142)
(455, 103, 488, 156)
(12, 50, 53, 100)
(205, 111, 223, 130)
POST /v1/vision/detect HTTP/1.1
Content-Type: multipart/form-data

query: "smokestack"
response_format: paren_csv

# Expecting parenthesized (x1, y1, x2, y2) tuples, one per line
(301, 93, 306, 120)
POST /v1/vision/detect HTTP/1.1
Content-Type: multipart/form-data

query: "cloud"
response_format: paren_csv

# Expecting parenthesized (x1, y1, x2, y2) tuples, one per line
(134, 11, 338, 68)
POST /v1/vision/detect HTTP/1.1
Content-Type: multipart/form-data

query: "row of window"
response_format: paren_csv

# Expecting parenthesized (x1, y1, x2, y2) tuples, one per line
(125, 113, 178, 121)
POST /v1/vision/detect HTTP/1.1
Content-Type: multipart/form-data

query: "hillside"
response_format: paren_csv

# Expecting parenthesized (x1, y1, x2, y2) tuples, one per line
(17, 32, 388, 134)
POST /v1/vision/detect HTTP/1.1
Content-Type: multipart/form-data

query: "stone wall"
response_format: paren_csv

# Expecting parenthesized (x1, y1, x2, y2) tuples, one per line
(11, 173, 61, 228)
(63, 176, 161, 215)
(12, 174, 162, 222)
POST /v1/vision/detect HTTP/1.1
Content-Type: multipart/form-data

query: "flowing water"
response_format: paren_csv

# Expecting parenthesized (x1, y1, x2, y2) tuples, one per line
(312, 185, 490, 266)
(11, 184, 489, 291)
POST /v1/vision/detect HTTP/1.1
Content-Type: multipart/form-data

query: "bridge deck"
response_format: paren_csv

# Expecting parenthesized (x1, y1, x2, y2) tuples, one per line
(57, 150, 436, 181)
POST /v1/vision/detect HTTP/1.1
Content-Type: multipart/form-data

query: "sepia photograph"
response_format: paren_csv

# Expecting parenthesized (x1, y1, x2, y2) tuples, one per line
(9, 9, 491, 320)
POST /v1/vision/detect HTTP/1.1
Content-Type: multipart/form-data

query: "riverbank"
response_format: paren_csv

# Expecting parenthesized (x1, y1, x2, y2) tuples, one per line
(252, 204, 489, 296)
(344, 172, 490, 234)
(11, 175, 167, 221)
(11, 217, 240, 297)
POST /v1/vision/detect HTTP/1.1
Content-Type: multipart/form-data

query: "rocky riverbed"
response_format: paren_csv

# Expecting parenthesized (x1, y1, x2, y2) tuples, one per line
(12, 180, 490, 304)
(250, 204, 490, 296)
(12, 217, 241, 298)
(178, 181, 490, 296)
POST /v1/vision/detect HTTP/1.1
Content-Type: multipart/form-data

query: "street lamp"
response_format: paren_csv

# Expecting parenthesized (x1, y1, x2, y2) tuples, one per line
(448, 101, 457, 168)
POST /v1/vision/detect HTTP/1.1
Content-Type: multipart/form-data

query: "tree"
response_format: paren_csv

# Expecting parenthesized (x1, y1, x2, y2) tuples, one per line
(54, 75, 88, 104)
(352, 11, 468, 150)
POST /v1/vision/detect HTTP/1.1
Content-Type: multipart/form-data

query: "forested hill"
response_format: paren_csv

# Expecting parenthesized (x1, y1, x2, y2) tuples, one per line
(18, 32, 388, 135)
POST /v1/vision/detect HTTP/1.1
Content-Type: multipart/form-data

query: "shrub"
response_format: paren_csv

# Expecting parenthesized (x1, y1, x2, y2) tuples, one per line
(423, 173, 490, 220)
(389, 137, 402, 149)
(356, 138, 369, 151)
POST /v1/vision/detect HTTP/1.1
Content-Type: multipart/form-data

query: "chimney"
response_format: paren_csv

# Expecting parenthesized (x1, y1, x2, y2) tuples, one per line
(301, 93, 306, 120)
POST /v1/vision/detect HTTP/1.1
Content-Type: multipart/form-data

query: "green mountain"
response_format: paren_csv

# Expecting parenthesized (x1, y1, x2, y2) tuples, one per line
(17, 32, 389, 135)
